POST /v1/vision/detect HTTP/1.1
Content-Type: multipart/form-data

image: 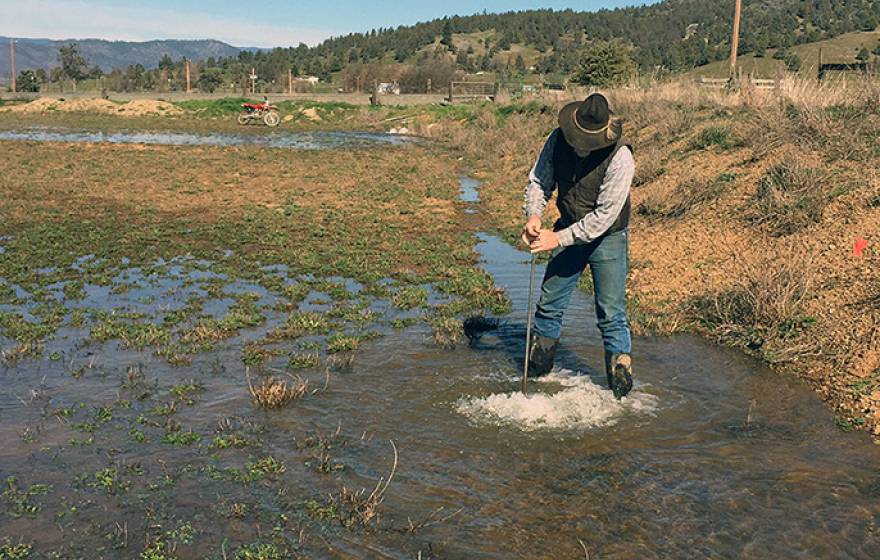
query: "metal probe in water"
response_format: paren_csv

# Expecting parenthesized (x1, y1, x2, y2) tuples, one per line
(522, 252, 537, 395)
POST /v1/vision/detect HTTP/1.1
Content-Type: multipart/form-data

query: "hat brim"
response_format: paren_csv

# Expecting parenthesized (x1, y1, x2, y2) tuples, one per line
(558, 101, 622, 153)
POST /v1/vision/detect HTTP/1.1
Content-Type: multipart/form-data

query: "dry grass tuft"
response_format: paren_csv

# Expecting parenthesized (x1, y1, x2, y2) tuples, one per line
(745, 158, 834, 236)
(638, 174, 735, 221)
(429, 316, 464, 348)
(246, 368, 308, 408)
(632, 144, 667, 187)
(330, 441, 398, 528)
(694, 252, 817, 364)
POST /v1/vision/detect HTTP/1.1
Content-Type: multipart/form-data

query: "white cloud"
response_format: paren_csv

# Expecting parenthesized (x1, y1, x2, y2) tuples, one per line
(0, 0, 332, 47)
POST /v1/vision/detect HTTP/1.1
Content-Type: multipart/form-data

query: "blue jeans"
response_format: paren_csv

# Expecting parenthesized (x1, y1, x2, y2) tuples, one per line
(533, 229, 631, 356)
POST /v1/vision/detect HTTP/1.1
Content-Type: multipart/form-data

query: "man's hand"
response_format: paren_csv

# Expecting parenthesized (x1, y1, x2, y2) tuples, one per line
(521, 216, 542, 245)
(530, 230, 560, 253)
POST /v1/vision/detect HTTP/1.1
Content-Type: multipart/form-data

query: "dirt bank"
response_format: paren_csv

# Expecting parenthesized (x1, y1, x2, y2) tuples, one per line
(0, 97, 183, 116)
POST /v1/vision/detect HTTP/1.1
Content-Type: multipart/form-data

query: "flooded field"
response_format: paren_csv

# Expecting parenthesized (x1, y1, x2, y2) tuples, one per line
(1, 135, 879, 559)
(0, 127, 413, 150)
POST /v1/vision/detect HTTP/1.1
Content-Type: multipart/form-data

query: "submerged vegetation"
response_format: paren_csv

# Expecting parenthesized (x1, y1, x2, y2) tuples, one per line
(0, 111, 510, 557)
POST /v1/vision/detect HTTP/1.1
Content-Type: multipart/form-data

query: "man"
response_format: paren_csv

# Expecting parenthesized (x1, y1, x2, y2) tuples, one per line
(522, 93, 635, 399)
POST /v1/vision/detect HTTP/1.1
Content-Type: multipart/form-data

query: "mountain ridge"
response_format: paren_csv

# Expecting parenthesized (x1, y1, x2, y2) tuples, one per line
(0, 37, 259, 77)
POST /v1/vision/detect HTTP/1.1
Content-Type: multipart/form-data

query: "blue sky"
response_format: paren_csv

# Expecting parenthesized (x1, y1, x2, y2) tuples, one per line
(1, 0, 654, 47)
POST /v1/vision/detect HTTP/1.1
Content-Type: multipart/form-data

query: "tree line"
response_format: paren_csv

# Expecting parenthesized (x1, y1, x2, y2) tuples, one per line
(12, 0, 880, 92)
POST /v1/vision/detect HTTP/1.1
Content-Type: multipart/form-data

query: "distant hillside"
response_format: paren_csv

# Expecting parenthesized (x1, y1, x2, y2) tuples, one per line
(226, 0, 880, 79)
(6, 0, 880, 90)
(0, 38, 255, 76)
(688, 28, 880, 79)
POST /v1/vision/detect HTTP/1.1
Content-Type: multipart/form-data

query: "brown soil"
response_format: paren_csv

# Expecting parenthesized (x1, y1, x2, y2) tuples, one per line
(300, 107, 323, 121)
(0, 97, 182, 117)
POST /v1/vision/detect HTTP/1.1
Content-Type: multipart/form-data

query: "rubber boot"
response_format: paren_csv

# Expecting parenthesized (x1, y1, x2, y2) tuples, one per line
(527, 334, 558, 378)
(605, 353, 633, 400)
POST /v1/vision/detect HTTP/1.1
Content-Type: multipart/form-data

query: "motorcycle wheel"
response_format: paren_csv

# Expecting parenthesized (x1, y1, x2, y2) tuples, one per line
(263, 111, 281, 127)
(237, 112, 251, 125)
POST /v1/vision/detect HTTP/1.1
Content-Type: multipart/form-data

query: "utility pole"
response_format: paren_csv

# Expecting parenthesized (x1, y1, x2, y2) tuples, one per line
(729, 0, 742, 81)
(288, 68, 293, 95)
(249, 67, 257, 94)
(185, 59, 191, 94)
(9, 39, 16, 93)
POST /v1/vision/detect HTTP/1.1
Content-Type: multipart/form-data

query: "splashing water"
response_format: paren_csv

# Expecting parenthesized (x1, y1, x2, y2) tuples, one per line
(456, 369, 658, 431)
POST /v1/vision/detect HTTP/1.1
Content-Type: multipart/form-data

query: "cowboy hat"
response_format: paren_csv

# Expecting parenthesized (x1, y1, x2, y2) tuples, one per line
(558, 93, 623, 154)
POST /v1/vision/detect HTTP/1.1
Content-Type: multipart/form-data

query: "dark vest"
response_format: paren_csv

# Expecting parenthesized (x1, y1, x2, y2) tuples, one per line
(552, 132, 631, 235)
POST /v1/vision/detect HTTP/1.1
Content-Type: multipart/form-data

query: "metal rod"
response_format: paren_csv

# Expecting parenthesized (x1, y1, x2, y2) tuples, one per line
(522, 252, 537, 395)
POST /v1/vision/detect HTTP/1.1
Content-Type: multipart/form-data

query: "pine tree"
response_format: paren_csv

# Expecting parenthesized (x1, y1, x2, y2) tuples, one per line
(440, 18, 454, 48)
(571, 40, 635, 87)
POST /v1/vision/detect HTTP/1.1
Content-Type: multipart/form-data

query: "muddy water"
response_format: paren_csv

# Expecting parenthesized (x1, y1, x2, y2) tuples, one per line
(1, 177, 880, 559)
(0, 127, 413, 149)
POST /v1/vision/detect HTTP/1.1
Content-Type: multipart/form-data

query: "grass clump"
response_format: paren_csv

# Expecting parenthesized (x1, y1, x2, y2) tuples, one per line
(313, 442, 397, 528)
(246, 370, 308, 408)
(326, 333, 361, 354)
(235, 543, 284, 560)
(746, 159, 833, 236)
(428, 315, 463, 348)
(632, 145, 667, 187)
(392, 286, 428, 310)
(286, 351, 321, 370)
(638, 173, 735, 221)
(689, 125, 736, 151)
(693, 254, 816, 363)
(0, 539, 32, 560)
(267, 311, 329, 341)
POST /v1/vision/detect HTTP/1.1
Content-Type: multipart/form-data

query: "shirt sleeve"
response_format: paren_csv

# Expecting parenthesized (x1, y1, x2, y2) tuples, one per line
(555, 146, 635, 248)
(523, 129, 560, 217)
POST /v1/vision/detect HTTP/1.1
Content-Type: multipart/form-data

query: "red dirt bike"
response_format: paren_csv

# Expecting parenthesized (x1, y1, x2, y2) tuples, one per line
(237, 102, 281, 127)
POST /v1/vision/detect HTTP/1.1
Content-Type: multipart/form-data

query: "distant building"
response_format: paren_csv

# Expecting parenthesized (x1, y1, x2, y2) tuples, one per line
(296, 76, 320, 85)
